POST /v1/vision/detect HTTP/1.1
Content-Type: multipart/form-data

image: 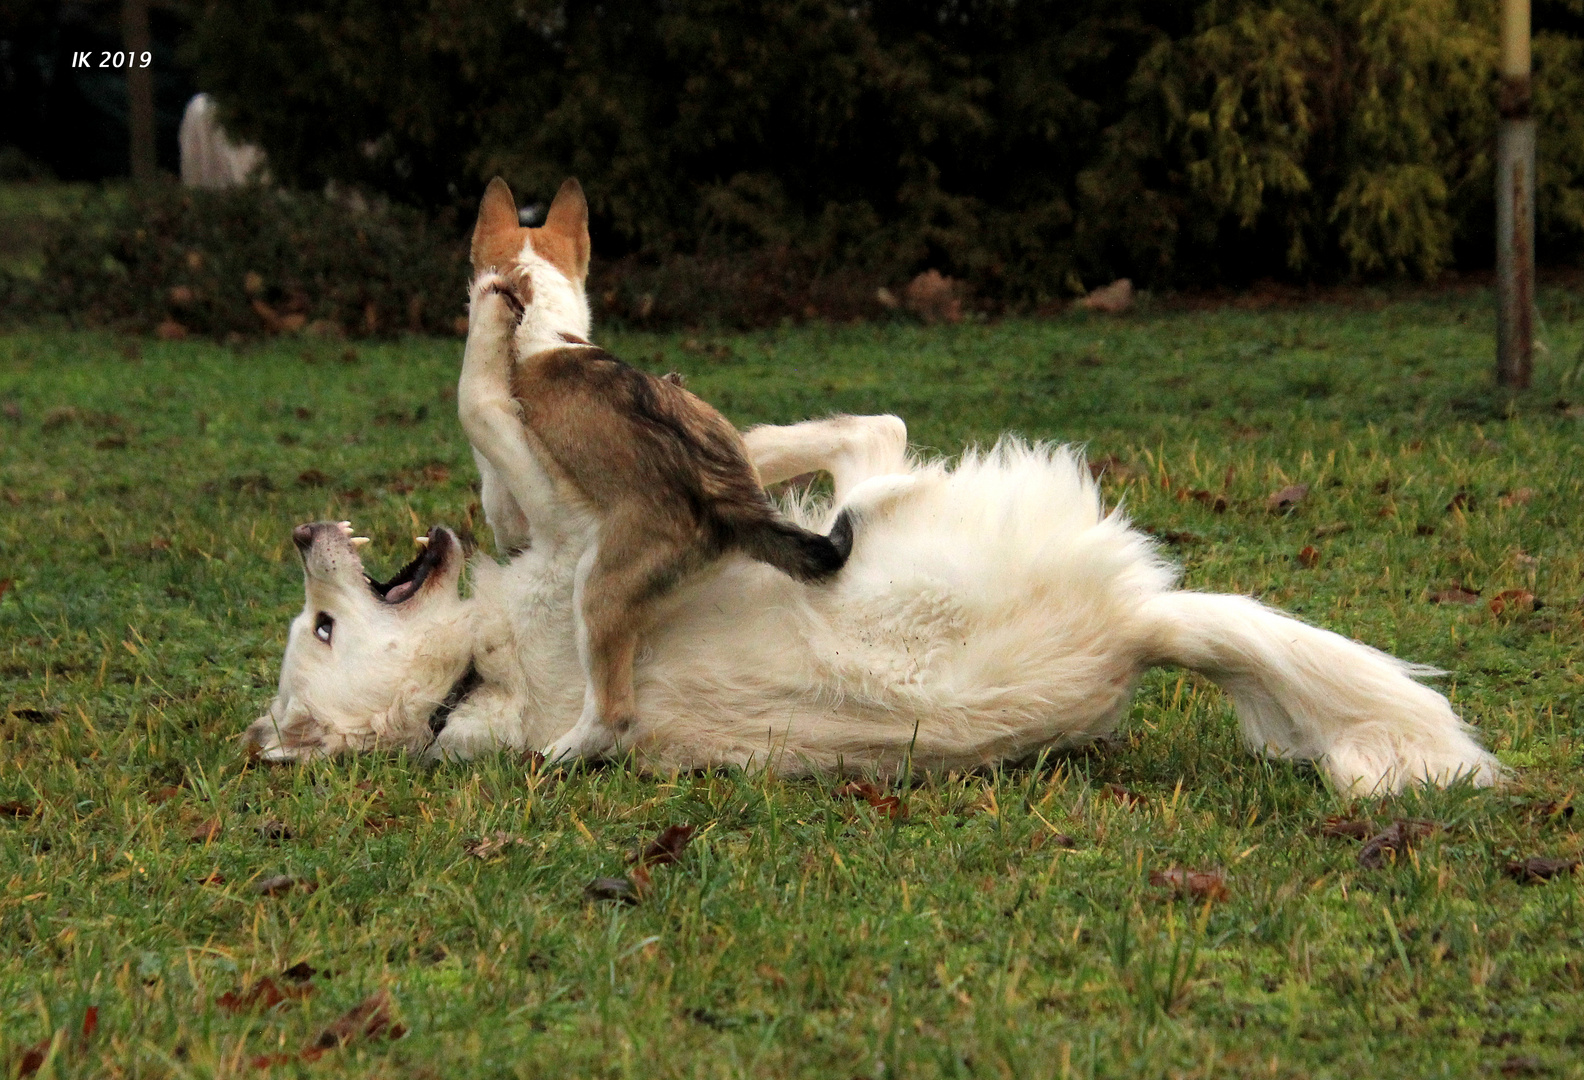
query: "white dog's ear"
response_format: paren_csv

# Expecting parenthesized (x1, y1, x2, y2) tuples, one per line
(541, 177, 589, 280)
(471, 177, 525, 272)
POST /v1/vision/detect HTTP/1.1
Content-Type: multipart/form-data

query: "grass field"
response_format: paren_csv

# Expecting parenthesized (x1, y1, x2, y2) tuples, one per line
(3, 290, 1584, 1078)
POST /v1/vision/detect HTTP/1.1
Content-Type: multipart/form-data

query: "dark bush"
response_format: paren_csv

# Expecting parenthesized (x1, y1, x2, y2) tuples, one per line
(15, 185, 468, 338)
(184, 0, 1584, 300)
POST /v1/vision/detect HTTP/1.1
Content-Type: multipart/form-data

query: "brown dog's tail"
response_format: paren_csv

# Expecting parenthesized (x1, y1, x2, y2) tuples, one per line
(732, 507, 855, 583)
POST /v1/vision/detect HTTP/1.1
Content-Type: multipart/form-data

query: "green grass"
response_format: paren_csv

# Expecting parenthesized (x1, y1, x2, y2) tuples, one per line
(3, 290, 1584, 1078)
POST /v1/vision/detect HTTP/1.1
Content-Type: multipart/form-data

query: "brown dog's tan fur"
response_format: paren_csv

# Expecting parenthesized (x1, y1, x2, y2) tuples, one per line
(468, 178, 852, 753)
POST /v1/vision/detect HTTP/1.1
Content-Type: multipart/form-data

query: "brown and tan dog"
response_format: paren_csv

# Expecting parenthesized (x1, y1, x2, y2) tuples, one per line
(459, 177, 855, 762)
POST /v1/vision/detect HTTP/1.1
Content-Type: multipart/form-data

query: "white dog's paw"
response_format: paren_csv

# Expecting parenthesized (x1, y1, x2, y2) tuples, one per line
(839, 473, 920, 521)
(542, 721, 617, 765)
(468, 272, 525, 321)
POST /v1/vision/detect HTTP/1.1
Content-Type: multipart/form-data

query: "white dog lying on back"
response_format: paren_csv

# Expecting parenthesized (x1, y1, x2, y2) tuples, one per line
(249, 412, 1501, 794)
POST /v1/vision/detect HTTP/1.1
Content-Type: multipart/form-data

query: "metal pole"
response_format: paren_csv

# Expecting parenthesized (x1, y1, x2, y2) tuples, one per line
(1496, 0, 1534, 388)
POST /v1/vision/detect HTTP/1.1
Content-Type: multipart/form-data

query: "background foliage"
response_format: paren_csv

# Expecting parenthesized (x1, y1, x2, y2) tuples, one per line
(184, 0, 1584, 301)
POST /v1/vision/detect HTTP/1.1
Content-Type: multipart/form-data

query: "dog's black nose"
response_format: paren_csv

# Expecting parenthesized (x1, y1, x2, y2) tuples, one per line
(292, 523, 315, 552)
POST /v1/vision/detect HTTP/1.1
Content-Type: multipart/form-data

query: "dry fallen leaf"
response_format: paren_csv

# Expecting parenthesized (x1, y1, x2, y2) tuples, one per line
(1489, 589, 1536, 616)
(1497, 488, 1535, 508)
(1149, 866, 1229, 902)
(835, 781, 907, 819)
(1504, 856, 1580, 884)
(1297, 545, 1320, 569)
(1320, 817, 1374, 841)
(585, 877, 641, 904)
(464, 831, 525, 859)
(1429, 586, 1481, 605)
(192, 871, 226, 886)
(308, 990, 401, 1050)
(1266, 484, 1309, 513)
(1100, 783, 1144, 808)
(188, 818, 222, 844)
(252, 874, 316, 898)
(217, 976, 313, 1014)
(1087, 454, 1134, 482)
(1357, 820, 1434, 870)
(632, 824, 697, 868)
(257, 819, 294, 841)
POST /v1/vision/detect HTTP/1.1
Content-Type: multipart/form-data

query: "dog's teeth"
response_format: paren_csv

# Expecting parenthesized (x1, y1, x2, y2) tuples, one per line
(350, 536, 371, 547)
(414, 536, 429, 547)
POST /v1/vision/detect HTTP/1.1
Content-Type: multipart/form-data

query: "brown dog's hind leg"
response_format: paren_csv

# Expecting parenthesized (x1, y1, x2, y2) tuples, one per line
(543, 519, 700, 763)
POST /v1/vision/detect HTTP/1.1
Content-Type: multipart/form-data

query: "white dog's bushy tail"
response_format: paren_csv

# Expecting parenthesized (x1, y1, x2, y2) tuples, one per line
(1141, 591, 1502, 795)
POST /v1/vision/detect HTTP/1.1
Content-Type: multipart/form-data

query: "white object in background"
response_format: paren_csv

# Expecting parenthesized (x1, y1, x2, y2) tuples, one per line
(178, 93, 266, 189)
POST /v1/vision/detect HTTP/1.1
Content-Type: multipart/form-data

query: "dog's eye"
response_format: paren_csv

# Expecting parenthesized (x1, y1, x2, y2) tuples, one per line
(314, 612, 334, 644)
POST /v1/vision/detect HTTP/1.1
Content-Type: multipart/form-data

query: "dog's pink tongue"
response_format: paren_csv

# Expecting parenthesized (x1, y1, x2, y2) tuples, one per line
(386, 581, 416, 603)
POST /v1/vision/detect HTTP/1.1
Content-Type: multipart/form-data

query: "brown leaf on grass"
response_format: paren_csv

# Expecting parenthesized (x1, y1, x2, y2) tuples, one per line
(1319, 817, 1374, 841)
(1489, 589, 1537, 616)
(217, 976, 313, 1014)
(0, 578, 12, 603)
(1429, 586, 1481, 605)
(0, 801, 36, 818)
(15, 1008, 96, 1076)
(1497, 488, 1536, 508)
(1313, 521, 1352, 538)
(1357, 820, 1434, 869)
(835, 781, 907, 819)
(188, 818, 222, 844)
(632, 824, 697, 868)
(1186, 489, 1229, 512)
(16, 1037, 51, 1077)
(1504, 856, 1580, 884)
(1149, 866, 1229, 902)
(585, 877, 641, 904)
(1100, 783, 1144, 808)
(1266, 484, 1309, 513)
(1087, 454, 1134, 482)
(252, 875, 316, 898)
(1297, 545, 1320, 569)
(464, 831, 526, 859)
(155, 318, 189, 341)
(257, 819, 294, 841)
(1498, 1055, 1546, 1077)
(147, 785, 182, 804)
(306, 990, 402, 1052)
(192, 871, 226, 886)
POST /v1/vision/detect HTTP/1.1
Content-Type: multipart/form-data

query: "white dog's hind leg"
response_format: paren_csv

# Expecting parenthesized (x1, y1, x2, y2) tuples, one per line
(1141, 591, 1503, 795)
(744, 415, 909, 500)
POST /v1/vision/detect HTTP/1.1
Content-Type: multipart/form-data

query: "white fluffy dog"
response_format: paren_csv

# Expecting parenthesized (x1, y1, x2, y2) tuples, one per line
(249, 414, 1501, 795)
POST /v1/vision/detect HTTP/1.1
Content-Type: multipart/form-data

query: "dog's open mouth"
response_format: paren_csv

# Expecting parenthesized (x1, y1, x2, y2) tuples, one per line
(366, 528, 451, 604)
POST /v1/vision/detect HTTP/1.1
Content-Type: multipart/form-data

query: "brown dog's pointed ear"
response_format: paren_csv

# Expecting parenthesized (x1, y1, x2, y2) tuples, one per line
(471, 177, 524, 271)
(540, 178, 590, 281)
(543, 178, 587, 237)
